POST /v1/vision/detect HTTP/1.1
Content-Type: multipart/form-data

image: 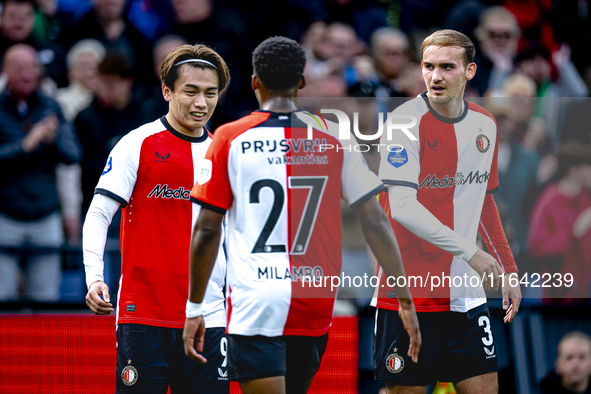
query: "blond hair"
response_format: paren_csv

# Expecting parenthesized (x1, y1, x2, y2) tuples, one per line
(160, 44, 230, 91)
(503, 74, 536, 97)
(421, 29, 475, 66)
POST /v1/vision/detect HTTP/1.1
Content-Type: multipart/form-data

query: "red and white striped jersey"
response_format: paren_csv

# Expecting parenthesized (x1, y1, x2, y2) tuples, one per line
(95, 117, 226, 328)
(190, 110, 384, 337)
(372, 94, 499, 312)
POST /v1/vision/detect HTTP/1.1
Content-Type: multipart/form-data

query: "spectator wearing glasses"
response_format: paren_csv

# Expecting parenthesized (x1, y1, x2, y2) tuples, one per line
(471, 6, 521, 95)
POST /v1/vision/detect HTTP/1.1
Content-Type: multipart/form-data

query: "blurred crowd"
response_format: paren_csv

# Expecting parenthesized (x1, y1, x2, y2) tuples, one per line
(0, 0, 590, 303)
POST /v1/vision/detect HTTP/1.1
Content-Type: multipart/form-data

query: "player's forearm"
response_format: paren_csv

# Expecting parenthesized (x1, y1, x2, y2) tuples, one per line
(82, 194, 119, 288)
(357, 198, 413, 301)
(188, 210, 223, 304)
(479, 194, 518, 272)
(389, 186, 479, 262)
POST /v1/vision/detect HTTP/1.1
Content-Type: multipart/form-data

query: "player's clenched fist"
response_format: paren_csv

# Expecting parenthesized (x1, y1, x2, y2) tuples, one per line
(85, 281, 113, 315)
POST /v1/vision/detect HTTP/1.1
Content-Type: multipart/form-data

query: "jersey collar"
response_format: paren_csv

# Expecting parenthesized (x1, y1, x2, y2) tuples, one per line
(160, 116, 209, 143)
(420, 92, 469, 124)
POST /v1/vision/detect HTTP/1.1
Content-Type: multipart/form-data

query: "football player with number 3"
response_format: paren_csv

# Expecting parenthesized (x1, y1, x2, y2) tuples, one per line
(83, 44, 230, 393)
(372, 29, 522, 393)
(183, 36, 421, 394)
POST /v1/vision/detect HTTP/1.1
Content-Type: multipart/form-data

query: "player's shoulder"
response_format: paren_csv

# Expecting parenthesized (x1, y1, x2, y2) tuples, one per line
(214, 111, 272, 143)
(392, 95, 429, 118)
(466, 101, 496, 123)
(115, 118, 166, 148)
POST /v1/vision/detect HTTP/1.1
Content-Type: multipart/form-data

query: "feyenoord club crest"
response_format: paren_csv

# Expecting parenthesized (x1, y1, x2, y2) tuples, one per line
(386, 352, 405, 374)
(121, 363, 138, 386)
(476, 134, 490, 153)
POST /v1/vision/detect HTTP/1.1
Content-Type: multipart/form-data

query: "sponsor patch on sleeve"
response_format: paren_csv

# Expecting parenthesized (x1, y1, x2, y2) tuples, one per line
(101, 157, 112, 176)
(387, 147, 408, 168)
(197, 159, 213, 185)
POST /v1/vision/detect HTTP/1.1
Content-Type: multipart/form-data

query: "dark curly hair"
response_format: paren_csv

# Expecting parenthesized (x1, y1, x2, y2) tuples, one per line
(252, 36, 306, 91)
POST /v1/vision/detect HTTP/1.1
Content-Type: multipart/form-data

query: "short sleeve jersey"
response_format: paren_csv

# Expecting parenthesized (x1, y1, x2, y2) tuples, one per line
(95, 117, 226, 328)
(191, 110, 385, 337)
(372, 94, 499, 313)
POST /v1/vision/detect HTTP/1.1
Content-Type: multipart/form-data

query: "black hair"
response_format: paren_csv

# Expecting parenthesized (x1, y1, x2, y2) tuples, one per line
(516, 42, 550, 64)
(98, 50, 133, 79)
(1, 0, 36, 7)
(252, 36, 306, 91)
(557, 140, 591, 179)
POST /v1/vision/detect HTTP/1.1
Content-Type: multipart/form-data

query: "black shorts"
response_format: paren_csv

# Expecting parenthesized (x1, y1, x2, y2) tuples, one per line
(374, 304, 498, 386)
(227, 333, 329, 382)
(116, 324, 229, 393)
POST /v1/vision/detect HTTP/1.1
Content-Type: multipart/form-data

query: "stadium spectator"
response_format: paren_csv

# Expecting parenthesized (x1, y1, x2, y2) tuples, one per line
(516, 42, 589, 144)
(54, 39, 105, 244)
(57, 0, 152, 87)
(301, 21, 330, 66)
(517, 43, 589, 99)
(55, 39, 106, 122)
(370, 27, 411, 97)
(486, 104, 539, 264)
(31, 0, 62, 43)
(324, 0, 388, 44)
(0, 44, 80, 301)
(398, 62, 426, 98)
(528, 142, 591, 299)
(444, 0, 487, 44)
(559, 98, 591, 146)
(171, 0, 254, 127)
(75, 51, 152, 216)
(143, 34, 188, 119)
(0, 0, 68, 88)
(539, 331, 591, 394)
(470, 6, 521, 95)
(307, 22, 363, 87)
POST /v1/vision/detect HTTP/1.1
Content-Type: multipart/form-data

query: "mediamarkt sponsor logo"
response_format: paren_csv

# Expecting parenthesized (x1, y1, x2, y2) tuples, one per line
(147, 184, 190, 200)
(419, 171, 490, 189)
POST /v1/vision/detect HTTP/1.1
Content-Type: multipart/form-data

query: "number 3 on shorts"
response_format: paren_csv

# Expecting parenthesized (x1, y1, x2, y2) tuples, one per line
(478, 316, 493, 346)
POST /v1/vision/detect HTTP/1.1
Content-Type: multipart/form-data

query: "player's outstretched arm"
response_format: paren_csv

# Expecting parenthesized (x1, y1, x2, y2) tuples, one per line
(183, 207, 223, 363)
(356, 197, 421, 363)
(83, 194, 119, 315)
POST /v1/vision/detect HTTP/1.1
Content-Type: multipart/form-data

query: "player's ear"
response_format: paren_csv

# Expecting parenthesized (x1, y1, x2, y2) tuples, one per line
(298, 76, 306, 90)
(251, 75, 259, 91)
(162, 83, 172, 102)
(466, 62, 477, 81)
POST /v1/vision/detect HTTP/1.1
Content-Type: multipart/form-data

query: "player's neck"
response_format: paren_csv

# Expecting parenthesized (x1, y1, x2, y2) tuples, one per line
(165, 113, 204, 138)
(428, 97, 464, 118)
(259, 96, 297, 113)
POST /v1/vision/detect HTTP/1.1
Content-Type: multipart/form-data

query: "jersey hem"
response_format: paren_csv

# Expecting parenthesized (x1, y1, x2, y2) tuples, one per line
(382, 180, 419, 190)
(95, 188, 127, 208)
(116, 317, 185, 328)
(190, 197, 227, 215)
(486, 186, 499, 194)
(375, 301, 451, 312)
(350, 184, 387, 210)
(227, 326, 330, 337)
